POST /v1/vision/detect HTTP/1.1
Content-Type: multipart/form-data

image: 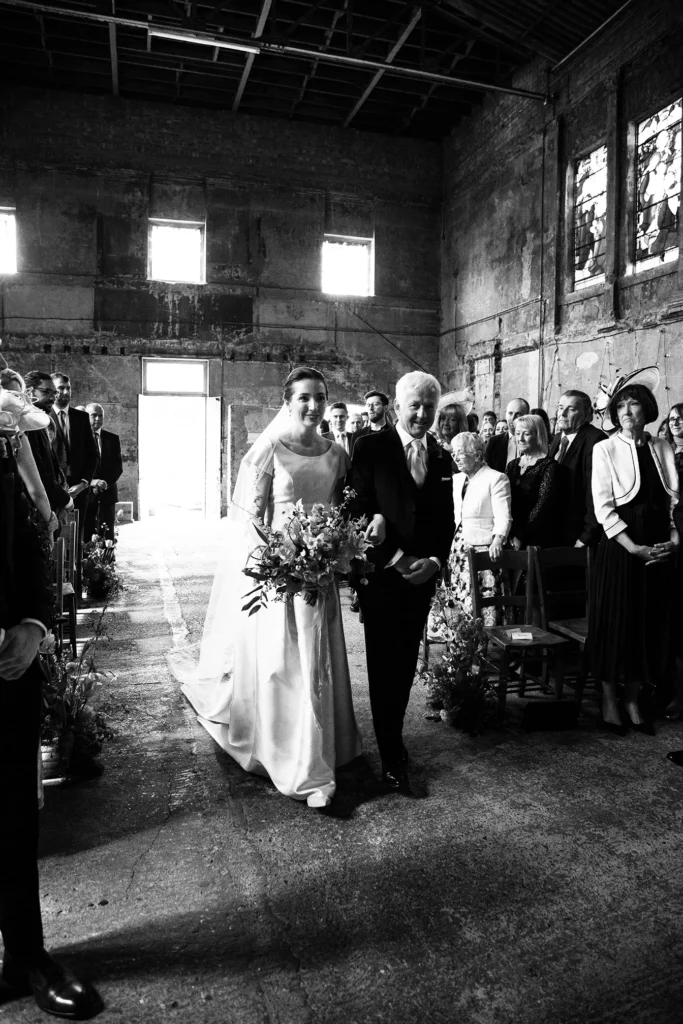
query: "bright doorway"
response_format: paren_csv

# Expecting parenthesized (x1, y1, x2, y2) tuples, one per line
(138, 360, 221, 519)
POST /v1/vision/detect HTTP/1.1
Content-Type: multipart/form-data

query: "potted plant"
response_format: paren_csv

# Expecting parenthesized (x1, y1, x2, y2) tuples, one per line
(419, 583, 498, 735)
(39, 612, 115, 780)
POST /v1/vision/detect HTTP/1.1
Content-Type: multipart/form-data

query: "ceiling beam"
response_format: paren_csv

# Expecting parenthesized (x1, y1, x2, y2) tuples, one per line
(343, 6, 421, 127)
(439, 0, 560, 62)
(232, 0, 271, 111)
(289, 0, 347, 118)
(108, 0, 119, 95)
(0, 0, 547, 101)
(395, 38, 473, 133)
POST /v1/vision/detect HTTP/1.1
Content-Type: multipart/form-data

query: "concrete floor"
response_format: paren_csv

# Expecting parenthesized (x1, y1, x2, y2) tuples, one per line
(4, 520, 683, 1024)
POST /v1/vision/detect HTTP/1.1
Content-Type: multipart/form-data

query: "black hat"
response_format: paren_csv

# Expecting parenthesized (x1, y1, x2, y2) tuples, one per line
(364, 390, 389, 405)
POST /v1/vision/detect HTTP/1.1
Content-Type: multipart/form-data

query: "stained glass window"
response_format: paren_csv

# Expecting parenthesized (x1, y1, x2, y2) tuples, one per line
(574, 145, 607, 290)
(635, 98, 681, 270)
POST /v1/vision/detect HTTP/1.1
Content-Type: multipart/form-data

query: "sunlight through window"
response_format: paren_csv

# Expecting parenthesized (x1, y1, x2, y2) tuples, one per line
(148, 220, 204, 283)
(0, 209, 17, 275)
(322, 236, 373, 296)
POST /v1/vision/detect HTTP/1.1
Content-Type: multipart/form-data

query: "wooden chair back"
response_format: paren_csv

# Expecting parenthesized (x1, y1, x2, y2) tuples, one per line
(468, 546, 535, 624)
(533, 546, 591, 628)
(51, 536, 64, 617)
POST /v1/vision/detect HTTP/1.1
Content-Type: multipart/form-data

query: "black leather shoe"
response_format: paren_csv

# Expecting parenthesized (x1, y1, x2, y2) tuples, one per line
(350, 598, 360, 613)
(381, 766, 411, 794)
(598, 716, 628, 737)
(629, 719, 656, 736)
(2, 950, 103, 1020)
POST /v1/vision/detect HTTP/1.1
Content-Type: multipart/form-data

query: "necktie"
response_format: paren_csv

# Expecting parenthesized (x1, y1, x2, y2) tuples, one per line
(94, 431, 101, 455)
(556, 435, 570, 464)
(407, 439, 427, 487)
(60, 411, 69, 445)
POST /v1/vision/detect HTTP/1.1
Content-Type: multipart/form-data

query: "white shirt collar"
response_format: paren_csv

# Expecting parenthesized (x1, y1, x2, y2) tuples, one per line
(395, 423, 428, 451)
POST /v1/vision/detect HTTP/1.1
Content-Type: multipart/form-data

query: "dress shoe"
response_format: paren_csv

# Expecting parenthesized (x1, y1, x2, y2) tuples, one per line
(381, 766, 411, 794)
(597, 714, 628, 737)
(350, 598, 360, 613)
(666, 750, 683, 766)
(664, 701, 683, 721)
(2, 950, 103, 1020)
(628, 719, 656, 736)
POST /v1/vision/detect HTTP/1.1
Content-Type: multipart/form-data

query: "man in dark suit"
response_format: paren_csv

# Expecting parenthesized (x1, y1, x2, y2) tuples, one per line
(484, 397, 529, 472)
(322, 402, 357, 457)
(350, 372, 455, 794)
(50, 372, 98, 540)
(0, 390, 103, 1016)
(23, 371, 73, 520)
(356, 390, 391, 438)
(84, 403, 123, 541)
(549, 390, 606, 547)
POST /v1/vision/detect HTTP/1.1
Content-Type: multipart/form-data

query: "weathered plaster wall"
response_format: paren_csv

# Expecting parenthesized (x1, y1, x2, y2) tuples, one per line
(440, 0, 683, 425)
(0, 87, 441, 512)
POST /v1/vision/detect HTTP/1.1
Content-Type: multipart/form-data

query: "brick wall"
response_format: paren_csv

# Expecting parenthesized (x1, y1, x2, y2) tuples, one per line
(0, 87, 442, 514)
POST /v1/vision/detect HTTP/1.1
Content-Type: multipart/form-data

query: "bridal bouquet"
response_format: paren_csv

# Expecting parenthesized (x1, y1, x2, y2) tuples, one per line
(242, 488, 374, 612)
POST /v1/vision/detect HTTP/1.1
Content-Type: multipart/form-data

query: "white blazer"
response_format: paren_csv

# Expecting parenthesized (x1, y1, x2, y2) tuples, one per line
(454, 465, 512, 546)
(591, 432, 678, 539)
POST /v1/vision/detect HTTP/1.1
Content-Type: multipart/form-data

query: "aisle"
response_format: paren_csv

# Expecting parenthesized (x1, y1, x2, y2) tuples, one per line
(9, 521, 683, 1024)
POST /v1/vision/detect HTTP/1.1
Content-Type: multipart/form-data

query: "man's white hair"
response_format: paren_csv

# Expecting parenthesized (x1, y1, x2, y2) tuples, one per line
(395, 371, 441, 406)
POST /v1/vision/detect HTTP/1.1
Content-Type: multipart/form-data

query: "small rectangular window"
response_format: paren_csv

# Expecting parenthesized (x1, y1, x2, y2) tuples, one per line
(0, 208, 17, 275)
(573, 146, 607, 291)
(322, 235, 373, 296)
(148, 219, 205, 284)
(143, 359, 207, 395)
(635, 98, 681, 271)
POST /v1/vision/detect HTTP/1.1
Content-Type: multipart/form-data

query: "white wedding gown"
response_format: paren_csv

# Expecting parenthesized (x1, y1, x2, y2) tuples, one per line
(169, 439, 362, 808)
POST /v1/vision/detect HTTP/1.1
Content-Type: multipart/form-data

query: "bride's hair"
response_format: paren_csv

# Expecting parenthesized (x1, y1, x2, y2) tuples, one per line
(283, 366, 328, 402)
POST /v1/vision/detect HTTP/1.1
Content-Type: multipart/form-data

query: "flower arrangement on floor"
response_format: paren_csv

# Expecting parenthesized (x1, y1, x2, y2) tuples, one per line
(82, 529, 121, 600)
(419, 582, 498, 735)
(39, 611, 116, 778)
(242, 488, 374, 612)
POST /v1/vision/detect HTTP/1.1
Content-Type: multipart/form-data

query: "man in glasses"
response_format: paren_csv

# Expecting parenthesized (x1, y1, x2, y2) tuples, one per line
(23, 371, 72, 521)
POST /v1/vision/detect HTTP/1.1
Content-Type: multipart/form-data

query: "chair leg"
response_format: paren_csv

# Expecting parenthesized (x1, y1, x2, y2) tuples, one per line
(575, 643, 587, 708)
(498, 650, 510, 721)
(553, 649, 565, 700)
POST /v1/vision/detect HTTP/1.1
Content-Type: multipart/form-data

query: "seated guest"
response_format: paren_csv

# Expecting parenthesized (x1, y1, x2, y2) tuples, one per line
(322, 402, 356, 456)
(507, 413, 559, 549)
(485, 398, 529, 471)
(531, 407, 552, 441)
(357, 390, 390, 436)
(450, 432, 511, 624)
(549, 390, 606, 547)
(23, 371, 73, 520)
(433, 395, 468, 451)
(84, 403, 123, 542)
(588, 369, 678, 733)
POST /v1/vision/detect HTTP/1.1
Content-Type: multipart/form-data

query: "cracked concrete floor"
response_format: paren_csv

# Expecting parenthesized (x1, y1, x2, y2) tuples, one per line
(5, 519, 683, 1024)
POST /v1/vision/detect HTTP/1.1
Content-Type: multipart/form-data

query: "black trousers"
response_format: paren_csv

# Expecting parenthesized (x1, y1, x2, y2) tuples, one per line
(357, 570, 434, 767)
(0, 661, 44, 959)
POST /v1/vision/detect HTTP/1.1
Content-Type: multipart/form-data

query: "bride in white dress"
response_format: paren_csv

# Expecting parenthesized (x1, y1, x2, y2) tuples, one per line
(167, 367, 362, 808)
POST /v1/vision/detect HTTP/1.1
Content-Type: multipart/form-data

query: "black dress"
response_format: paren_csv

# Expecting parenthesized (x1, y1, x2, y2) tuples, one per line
(506, 455, 560, 548)
(588, 444, 674, 689)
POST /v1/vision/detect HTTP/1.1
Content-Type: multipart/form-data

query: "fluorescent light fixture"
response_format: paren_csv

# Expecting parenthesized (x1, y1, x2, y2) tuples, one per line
(148, 27, 259, 54)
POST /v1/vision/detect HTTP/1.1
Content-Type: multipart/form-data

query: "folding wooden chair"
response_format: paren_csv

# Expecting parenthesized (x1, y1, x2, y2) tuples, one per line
(533, 546, 592, 705)
(468, 546, 568, 719)
(51, 536, 65, 655)
(60, 517, 78, 657)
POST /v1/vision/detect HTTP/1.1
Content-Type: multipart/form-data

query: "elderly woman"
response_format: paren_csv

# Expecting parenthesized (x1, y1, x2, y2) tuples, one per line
(589, 380, 679, 734)
(506, 413, 559, 549)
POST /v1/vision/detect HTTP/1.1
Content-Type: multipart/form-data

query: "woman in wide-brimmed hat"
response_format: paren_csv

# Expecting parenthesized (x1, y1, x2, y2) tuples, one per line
(589, 367, 679, 735)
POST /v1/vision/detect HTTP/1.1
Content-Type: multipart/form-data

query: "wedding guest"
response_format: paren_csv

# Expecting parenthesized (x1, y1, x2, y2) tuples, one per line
(589, 371, 678, 734)
(50, 373, 98, 542)
(485, 398, 529, 471)
(434, 396, 468, 450)
(350, 371, 455, 793)
(84, 403, 123, 542)
(480, 411, 497, 443)
(549, 390, 606, 547)
(0, 369, 58, 557)
(466, 412, 479, 433)
(449, 432, 511, 623)
(531, 407, 552, 441)
(0, 376, 104, 1018)
(507, 413, 559, 549)
(322, 402, 356, 456)
(361, 412, 369, 428)
(23, 371, 73, 521)
(658, 418, 669, 439)
(494, 420, 508, 435)
(348, 412, 363, 433)
(662, 402, 683, 720)
(357, 390, 390, 437)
